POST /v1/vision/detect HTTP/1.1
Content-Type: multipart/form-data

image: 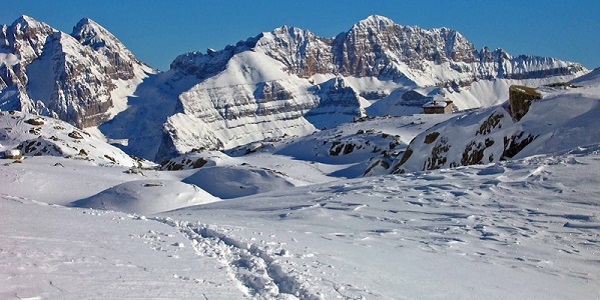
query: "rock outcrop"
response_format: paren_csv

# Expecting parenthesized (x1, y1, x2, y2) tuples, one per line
(508, 85, 542, 121)
(0, 111, 147, 167)
(369, 82, 600, 175)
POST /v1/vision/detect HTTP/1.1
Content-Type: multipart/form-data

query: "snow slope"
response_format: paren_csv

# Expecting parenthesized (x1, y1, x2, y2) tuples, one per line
(2, 14, 600, 300)
(1, 146, 599, 299)
(165, 147, 600, 299)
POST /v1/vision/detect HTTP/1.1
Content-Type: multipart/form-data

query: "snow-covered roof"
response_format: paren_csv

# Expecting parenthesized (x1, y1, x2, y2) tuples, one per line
(422, 96, 452, 108)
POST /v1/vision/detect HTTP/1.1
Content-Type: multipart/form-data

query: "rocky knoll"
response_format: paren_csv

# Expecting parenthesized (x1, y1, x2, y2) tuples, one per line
(369, 82, 600, 175)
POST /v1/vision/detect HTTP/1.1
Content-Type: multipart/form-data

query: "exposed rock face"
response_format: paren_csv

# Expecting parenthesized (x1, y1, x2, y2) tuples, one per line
(254, 26, 334, 78)
(0, 16, 151, 128)
(306, 77, 365, 126)
(374, 106, 530, 175)
(508, 85, 542, 121)
(0, 16, 56, 64)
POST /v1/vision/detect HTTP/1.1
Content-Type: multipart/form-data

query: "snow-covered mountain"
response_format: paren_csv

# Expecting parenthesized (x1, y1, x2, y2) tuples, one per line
(174, 15, 585, 86)
(139, 15, 587, 161)
(1, 15, 589, 163)
(3, 16, 600, 299)
(0, 15, 152, 128)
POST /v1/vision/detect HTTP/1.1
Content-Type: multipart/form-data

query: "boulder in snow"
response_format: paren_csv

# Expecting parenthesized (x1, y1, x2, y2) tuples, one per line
(2, 149, 22, 159)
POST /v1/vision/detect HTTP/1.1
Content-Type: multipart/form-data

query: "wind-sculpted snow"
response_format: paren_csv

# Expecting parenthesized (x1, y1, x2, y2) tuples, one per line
(1, 138, 600, 298)
(162, 146, 600, 299)
(182, 165, 295, 199)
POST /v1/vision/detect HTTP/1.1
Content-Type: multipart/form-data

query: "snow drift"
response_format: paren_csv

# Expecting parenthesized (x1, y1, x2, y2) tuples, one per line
(72, 180, 220, 214)
(182, 165, 295, 199)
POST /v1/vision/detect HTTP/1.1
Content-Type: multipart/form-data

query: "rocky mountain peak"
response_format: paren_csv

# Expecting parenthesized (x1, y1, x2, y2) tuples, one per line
(352, 15, 396, 31)
(72, 18, 105, 47)
(72, 17, 128, 53)
(0, 15, 151, 128)
(2, 15, 56, 64)
(170, 15, 584, 84)
(258, 25, 319, 50)
(11, 15, 45, 30)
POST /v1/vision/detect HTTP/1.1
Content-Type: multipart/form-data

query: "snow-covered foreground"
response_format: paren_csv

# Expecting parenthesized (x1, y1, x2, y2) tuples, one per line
(2, 145, 599, 299)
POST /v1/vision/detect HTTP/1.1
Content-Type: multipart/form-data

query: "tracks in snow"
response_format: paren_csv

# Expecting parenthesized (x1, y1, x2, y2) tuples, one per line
(152, 217, 320, 300)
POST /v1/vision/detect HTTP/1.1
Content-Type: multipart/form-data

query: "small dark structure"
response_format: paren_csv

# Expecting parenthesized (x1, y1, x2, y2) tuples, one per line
(423, 97, 454, 114)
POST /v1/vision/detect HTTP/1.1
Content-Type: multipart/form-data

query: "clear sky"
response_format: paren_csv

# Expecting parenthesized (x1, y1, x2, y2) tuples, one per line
(1, 0, 598, 71)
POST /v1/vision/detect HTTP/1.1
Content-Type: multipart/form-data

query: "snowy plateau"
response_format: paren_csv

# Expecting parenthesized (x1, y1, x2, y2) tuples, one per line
(1, 14, 599, 299)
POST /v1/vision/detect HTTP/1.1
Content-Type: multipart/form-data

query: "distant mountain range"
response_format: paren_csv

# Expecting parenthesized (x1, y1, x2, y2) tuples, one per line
(0, 15, 589, 162)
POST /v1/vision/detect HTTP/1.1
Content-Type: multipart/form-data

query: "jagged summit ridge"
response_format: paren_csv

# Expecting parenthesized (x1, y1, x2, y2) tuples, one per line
(1, 15, 56, 64)
(172, 15, 584, 85)
(72, 17, 134, 57)
(144, 15, 588, 161)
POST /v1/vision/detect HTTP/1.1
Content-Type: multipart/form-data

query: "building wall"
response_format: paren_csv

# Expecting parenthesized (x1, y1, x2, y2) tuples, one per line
(423, 102, 453, 114)
(423, 106, 447, 114)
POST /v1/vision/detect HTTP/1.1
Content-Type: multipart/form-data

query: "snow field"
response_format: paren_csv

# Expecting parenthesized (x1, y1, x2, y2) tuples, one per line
(164, 147, 599, 299)
(1, 143, 599, 299)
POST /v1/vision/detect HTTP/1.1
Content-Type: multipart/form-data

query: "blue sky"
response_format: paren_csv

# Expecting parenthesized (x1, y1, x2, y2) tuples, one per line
(1, 0, 598, 71)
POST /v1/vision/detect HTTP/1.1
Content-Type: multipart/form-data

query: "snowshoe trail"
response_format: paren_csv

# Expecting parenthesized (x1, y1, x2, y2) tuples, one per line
(153, 217, 321, 300)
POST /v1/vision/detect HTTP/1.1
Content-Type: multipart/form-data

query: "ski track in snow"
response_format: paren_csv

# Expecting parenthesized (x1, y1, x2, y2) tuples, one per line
(152, 217, 322, 300)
